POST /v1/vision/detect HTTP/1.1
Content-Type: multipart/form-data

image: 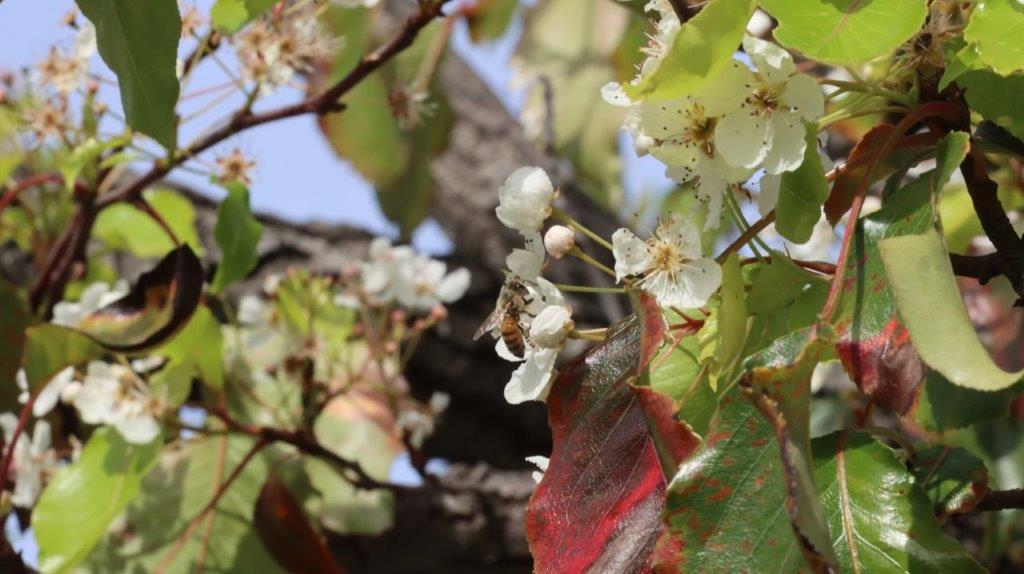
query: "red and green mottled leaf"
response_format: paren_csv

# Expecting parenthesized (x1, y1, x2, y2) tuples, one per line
(76, 245, 204, 352)
(527, 295, 699, 573)
(910, 446, 989, 521)
(254, 474, 345, 574)
(813, 432, 986, 572)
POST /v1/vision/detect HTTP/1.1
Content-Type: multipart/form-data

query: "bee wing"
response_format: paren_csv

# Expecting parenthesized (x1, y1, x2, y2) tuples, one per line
(473, 307, 503, 340)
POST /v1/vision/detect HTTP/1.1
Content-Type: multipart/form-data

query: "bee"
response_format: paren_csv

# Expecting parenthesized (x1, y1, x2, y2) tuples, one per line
(474, 278, 532, 358)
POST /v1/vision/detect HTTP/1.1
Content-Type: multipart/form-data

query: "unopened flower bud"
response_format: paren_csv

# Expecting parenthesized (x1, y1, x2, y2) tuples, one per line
(529, 305, 574, 349)
(390, 309, 407, 325)
(430, 304, 448, 322)
(544, 225, 575, 259)
(87, 79, 99, 95)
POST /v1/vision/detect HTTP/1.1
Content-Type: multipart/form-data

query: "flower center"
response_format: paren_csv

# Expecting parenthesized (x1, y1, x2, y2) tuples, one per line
(647, 238, 688, 276)
(749, 84, 782, 116)
(681, 104, 717, 157)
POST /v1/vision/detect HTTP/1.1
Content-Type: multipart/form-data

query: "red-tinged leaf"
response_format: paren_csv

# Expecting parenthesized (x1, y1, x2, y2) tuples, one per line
(831, 131, 970, 415)
(527, 297, 698, 574)
(632, 386, 701, 481)
(76, 245, 204, 352)
(254, 474, 345, 574)
(658, 383, 835, 572)
(0, 279, 30, 402)
(910, 446, 989, 522)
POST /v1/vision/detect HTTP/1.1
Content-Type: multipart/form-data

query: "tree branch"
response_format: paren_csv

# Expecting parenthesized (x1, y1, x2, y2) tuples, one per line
(976, 488, 1024, 511)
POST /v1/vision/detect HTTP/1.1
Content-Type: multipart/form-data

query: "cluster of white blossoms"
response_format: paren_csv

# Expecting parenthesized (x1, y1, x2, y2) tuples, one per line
(0, 415, 58, 507)
(352, 238, 470, 312)
(34, 19, 96, 95)
(234, 8, 339, 94)
(604, 7, 825, 231)
(72, 361, 163, 445)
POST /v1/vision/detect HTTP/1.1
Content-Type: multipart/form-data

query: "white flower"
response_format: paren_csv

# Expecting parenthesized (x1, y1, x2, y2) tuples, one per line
(529, 306, 574, 349)
(73, 361, 161, 444)
(0, 415, 57, 507)
(51, 281, 128, 328)
(506, 231, 546, 281)
(715, 36, 824, 175)
(397, 409, 433, 450)
(525, 455, 549, 484)
(32, 367, 76, 418)
(612, 216, 722, 309)
(394, 255, 470, 312)
(428, 391, 450, 414)
(504, 347, 558, 405)
(543, 225, 575, 259)
(360, 237, 414, 302)
(495, 167, 555, 233)
(238, 294, 272, 326)
(36, 21, 95, 94)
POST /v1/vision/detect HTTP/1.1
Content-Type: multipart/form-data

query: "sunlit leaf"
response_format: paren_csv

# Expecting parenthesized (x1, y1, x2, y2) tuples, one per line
(254, 475, 344, 573)
(212, 182, 263, 293)
(813, 432, 985, 572)
(93, 188, 204, 258)
(35, 428, 160, 574)
(958, 69, 1024, 142)
(624, 0, 754, 100)
(210, 0, 277, 32)
(466, 0, 518, 43)
(76, 245, 204, 352)
(75, 0, 180, 148)
(774, 127, 829, 243)
(910, 446, 990, 521)
(158, 304, 224, 390)
(759, 0, 927, 65)
(22, 324, 102, 391)
(880, 228, 1024, 390)
(963, 0, 1024, 75)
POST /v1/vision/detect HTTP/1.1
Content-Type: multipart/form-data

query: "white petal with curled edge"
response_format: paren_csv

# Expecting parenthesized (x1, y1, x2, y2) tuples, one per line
(677, 258, 724, 309)
(743, 35, 795, 84)
(504, 348, 558, 405)
(612, 228, 650, 281)
(763, 112, 807, 175)
(601, 81, 632, 107)
(715, 110, 769, 169)
(782, 73, 825, 122)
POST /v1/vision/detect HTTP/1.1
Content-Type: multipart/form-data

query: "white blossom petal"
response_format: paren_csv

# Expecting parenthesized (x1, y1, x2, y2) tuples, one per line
(33, 367, 75, 418)
(526, 455, 549, 484)
(601, 81, 632, 107)
(504, 348, 558, 405)
(529, 306, 574, 349)
(676, 258, 724, 309)
(612, 228, 650, 281)
(715, 110, 769, 169)
(781, 72, 825, 122)
(437, 268, 470, 303)
(639, 99, 690, 140)
(743, 35, 795, 84)
(697, 60, 755, 117)
(650, 142, 701, 171)
(763, 112, 807, 175)
(495, 166, 555, 233)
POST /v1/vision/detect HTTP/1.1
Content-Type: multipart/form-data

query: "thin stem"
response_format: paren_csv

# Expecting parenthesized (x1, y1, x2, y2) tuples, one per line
(0, 398, 35, 491)
(553, 208, 613, 251)
(976, 488, 1024, 511)
(552, 283, 625, 294)
(0, 173, 65, 218)
(716, 211, 775, 264)
(568, 247, 616, 278)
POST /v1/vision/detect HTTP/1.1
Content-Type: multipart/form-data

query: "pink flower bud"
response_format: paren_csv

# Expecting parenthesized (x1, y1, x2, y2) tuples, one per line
(544, 225, 576, 259)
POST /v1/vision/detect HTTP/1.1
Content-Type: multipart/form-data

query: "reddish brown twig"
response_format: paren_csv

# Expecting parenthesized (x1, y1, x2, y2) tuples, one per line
(0, 397, 36, 496)
(716, 210, 776, 264)
(0, 173, 65, 217)
(976, 488, 1024, 511)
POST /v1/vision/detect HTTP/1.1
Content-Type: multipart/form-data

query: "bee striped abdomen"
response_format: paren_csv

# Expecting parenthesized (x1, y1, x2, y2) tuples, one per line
(500, 314, 526, 358)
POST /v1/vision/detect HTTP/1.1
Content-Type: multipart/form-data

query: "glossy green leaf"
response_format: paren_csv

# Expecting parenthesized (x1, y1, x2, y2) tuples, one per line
(158, 305, 224, 390)
(210, 0, 277, 32)
(76, 0, 180, 148)
(624, 0, 754, 100)
(914, 370, 1020, 431)
(759, 0, 927, 65)
(958, 69, 1024, 142)
(659, 383, 836, 572)
(649, 334, 721, 436)
(212, 183, 263, 293)
(86, 435, 285, 572)
(813, 432, 985, 572)
(94, 188, 204, 258)
(35, 428, 160, 574)
(305, 412, 397, 535)
(467, 0, 518, 42)
(880, 228, 1024, 390)
(0, 280, 30, 401)
(964, 0, 1024, 75)
(22, 324, 102, 391)
(910, 446, 990, 521)
(775, 128, 829, 243)
(705, 254, 747, 389)
(76, 246, 204, 352)
(747, 256, 823, 315)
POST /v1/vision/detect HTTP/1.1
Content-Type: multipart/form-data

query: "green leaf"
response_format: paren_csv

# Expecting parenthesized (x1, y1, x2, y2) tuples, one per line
(93, 188, 204, 258)
(774, 127, 828, 243)
(707, 253, 747, 389)
(880, 228, 1024, 390)
(210, 0, 277, 32)
(939, 37, 986, 91)
(747, 256, 823, 315)
(467, 0, 518, 43)
(910, 446, 990, 521)
(958, 69, 1024, 142)
(158, 305, 224, 390)
(812, 432, 985, 572)
(22, 324, 102, 391)
(759, 0, 927, 65)
(0, 280, 30, 401)
(305, 411, 397, 535)
(34, 428, 161, 574)
(624, 0, 754, 100)
(86, 435, 285, 572)
(649, 334, 721, 436)
(212, 183, 263, 293)
(964, 0, 1024, 75)
(75, 0, 180, 148)
(914, 370, 1021, 431)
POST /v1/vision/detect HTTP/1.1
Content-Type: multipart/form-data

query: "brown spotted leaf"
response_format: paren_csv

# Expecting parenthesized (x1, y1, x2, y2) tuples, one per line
(910, 446, 990, 522)
(527, 294, 699, 573)
(76, 245, 204, 352)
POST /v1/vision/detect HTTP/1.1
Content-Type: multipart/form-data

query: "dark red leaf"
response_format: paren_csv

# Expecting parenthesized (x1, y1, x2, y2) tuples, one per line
(76, 245, 204, 352)
(835, 319, 925, 415)
(527, 295, 699, 574)
(254, 474, 345, 574)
